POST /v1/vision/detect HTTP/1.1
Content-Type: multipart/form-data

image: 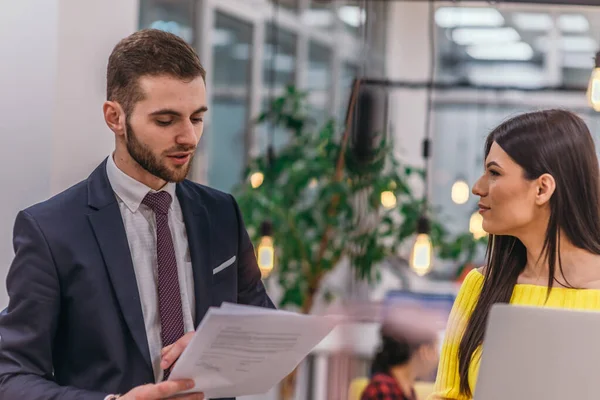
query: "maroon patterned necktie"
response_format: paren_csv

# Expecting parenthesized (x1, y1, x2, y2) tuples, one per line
(142, 191, 185, 380)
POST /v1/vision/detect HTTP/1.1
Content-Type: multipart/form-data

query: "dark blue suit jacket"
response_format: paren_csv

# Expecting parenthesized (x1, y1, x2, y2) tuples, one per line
(0, 160, 274, 399)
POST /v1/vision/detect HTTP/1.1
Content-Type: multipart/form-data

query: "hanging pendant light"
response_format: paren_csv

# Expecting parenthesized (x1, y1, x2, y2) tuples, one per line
(255, 0, 280, 281)
(409, 137, 433, 276)
(587, 51, 600, 112)
(380, 190, 397, 209)
(410, 215, 433, 276)
(451, 179, 470, 205)
(250, 172, 264, 189)
(410, 0, 436, 277)
(469, 210, 487, 240)
(257, 221, 275, 278)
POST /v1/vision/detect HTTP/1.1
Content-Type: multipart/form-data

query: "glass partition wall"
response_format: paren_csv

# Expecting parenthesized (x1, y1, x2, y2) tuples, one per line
(139, 0, 386, 192)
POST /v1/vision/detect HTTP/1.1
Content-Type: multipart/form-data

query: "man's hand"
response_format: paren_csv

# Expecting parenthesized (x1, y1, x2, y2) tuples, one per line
(118, 379, 204, 399)
(161, 332, 195, 371)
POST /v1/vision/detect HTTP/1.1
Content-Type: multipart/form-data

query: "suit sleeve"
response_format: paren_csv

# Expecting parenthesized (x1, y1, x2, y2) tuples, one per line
(229, 195, 275, 309)
(0, 211, 108, 400)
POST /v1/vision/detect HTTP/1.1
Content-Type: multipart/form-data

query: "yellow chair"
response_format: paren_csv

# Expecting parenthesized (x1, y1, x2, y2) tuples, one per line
(348, 377, 369, 400)
(348, 377, 434, 400)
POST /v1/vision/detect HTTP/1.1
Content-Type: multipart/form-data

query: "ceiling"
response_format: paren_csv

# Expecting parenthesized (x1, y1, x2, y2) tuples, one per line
(435, 2, 600, 79)
(458, 0, 600, 5)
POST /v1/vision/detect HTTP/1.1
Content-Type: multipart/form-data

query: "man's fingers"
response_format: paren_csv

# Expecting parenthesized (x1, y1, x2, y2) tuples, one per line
(162, 343, 175, 356)
(153, 379, 195, 398)
(161, 332, 194, 369)
(161, 343, 183, 369)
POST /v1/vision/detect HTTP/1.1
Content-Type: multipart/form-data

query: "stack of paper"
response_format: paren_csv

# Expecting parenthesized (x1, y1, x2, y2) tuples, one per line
(169, 303, 340, 399)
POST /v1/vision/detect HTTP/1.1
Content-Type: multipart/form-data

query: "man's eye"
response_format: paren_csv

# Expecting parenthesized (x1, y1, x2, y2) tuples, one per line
(156, 120, 172, 127)
(191, 118, 203, 124)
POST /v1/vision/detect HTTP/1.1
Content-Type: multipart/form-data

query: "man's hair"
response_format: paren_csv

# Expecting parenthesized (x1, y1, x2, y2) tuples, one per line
(106, 29, 206, 115)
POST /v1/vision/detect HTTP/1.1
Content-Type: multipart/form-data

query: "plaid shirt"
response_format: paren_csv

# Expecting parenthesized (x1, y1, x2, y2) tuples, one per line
(360, 373, 416, 400)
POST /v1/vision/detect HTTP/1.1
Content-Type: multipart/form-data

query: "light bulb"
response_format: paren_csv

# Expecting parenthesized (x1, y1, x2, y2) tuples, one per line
(409, 216, 433, 276)
(469, 211, 487, 240)
(257, 221, 274, 278)
(381, 191, 397, 209)
(587, 68, 600, 112)
(587, 53, 600, 112)
(451, 180, 470, 205)
(410, 234, 433, 276)
(257, 236, 274, 278)
(250, 172, 264, 189)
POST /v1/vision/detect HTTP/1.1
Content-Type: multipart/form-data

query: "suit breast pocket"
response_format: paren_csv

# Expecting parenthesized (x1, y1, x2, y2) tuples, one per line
(212, 255, 236, 281)
(212, 255, 237, 305)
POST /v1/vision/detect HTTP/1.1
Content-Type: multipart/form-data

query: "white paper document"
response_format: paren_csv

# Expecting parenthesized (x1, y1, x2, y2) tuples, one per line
(168, 303, 339, 399)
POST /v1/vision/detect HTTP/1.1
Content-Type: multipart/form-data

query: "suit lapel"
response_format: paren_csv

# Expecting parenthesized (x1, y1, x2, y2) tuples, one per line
(176, 183, 213, 326)
(86, 160, 153, 372)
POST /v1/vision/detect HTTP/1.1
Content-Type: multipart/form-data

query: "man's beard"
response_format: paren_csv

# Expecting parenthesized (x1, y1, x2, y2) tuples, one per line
(125, 120, 195, 183)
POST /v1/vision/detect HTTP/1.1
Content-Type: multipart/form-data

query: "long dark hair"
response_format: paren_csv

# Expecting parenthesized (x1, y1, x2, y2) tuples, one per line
(458, 109, 600, 396)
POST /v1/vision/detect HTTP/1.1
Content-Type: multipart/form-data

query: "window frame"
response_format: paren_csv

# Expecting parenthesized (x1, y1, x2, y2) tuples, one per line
(142, 0, 378, 186)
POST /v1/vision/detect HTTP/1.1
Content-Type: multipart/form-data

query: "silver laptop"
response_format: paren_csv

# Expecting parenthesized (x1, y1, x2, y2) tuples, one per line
(474, 304, 600, 400)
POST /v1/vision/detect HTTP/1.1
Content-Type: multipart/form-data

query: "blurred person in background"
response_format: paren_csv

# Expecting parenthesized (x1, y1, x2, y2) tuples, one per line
(0, 29, 273, 400)
(361, 328, 439, 400)
(432, 110, 600, 399)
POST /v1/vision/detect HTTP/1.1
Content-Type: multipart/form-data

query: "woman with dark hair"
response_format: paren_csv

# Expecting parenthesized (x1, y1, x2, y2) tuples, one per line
(431, 109, 600, 399)
(361, 330, 438, 400)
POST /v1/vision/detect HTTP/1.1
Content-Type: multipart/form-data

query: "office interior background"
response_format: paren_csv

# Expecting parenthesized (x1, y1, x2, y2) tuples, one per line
(3, 0, 600, 399)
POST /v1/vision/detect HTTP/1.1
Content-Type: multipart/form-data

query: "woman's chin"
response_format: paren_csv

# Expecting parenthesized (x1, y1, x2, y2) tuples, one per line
(483, 226, 512, 237)
(482, 222, 500, 236)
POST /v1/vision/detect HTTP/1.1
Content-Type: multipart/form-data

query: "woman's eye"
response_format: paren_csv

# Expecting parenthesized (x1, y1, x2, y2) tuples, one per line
(489, 170, 500, 176)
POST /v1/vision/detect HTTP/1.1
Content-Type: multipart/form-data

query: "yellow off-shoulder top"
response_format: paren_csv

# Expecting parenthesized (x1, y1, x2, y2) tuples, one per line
(430, 268, 600, 399)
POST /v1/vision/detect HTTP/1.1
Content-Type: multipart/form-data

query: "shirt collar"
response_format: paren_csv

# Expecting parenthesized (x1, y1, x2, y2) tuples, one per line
(106, 153, 176, 213)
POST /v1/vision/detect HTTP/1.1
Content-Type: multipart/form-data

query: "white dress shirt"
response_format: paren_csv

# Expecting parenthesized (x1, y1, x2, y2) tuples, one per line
(106, 154, 195, 383)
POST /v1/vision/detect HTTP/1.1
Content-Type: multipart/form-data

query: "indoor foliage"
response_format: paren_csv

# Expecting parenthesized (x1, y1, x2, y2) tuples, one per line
(233, 85, 487, 313)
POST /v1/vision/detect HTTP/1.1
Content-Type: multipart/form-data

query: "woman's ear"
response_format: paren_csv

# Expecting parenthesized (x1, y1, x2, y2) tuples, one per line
(535, 173, 556, 206)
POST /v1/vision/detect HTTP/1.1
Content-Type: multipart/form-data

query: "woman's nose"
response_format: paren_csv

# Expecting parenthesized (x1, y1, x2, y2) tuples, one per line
(472, 176, 486, 197)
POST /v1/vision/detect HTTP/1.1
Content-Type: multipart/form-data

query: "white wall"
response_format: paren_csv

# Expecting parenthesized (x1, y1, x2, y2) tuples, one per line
(0, 0, 58, 306)
(52, 0, 139, 194)
(385, 2, 434, 199)
(0, 0, 139, 306)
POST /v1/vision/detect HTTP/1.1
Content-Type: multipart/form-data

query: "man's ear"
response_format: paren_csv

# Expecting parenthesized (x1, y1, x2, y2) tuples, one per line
(103, 101, 126, 137)
(535, 173, 556, 206)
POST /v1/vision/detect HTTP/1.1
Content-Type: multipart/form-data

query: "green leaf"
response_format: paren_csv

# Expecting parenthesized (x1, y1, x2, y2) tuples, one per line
(279, 282, 304, 308)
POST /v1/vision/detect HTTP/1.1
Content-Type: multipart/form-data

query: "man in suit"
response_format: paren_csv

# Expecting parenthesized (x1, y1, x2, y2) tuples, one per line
(0, 29, 274, 400)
